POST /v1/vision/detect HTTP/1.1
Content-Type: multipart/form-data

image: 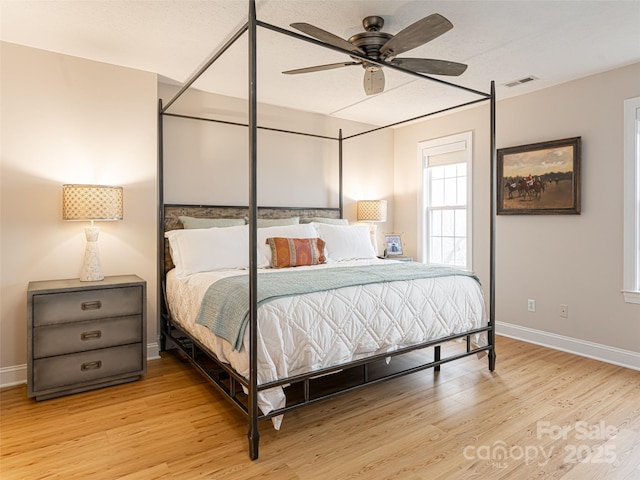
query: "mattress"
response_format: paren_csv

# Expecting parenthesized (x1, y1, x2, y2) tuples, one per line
(165, 258, 487, 428)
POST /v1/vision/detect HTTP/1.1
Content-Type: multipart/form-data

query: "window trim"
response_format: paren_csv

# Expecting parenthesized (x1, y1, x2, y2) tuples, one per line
(623, 96, 640, 304)
(418, 131, 473, 270)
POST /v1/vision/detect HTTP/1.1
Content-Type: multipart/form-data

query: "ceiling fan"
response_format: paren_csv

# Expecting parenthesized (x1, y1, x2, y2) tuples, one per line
(283, 14, 467, 95)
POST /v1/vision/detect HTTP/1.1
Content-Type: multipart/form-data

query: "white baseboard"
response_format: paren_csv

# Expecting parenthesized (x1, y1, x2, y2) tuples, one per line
(146, 342, 161, 361)
(0, 364, 27, 388)
(0, 342, 162, 389)
(496, 321, 640, 371)
(5, 331, 636, 387)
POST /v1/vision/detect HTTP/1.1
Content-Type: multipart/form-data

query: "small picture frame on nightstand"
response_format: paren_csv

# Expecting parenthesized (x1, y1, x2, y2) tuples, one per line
(384, 234, 403, 257)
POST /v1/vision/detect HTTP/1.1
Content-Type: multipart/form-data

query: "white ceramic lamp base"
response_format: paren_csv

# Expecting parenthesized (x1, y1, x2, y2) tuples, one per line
(80, 226, 104, 282)
(368, 223, 379, 256)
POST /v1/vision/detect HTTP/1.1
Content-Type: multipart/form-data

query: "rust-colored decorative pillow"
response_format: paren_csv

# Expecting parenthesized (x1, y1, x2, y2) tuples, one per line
(266, 237, 326, 268)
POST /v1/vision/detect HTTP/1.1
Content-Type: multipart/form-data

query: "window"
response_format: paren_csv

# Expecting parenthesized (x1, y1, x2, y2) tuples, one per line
(623, 96, 640, 304)
(419, 132, 472, 269)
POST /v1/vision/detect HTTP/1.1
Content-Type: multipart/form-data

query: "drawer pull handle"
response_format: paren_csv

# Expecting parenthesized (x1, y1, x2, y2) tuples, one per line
(81, 300, 102, 311)
(81, 360, 102, 371)
(81, 330, 102, 341)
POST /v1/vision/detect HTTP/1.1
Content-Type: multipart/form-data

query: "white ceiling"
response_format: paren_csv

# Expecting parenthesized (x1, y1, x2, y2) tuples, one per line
(2, 0, 639, 126)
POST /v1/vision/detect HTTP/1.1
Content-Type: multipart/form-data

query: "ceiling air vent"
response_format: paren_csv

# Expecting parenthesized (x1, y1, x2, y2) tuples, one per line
(503, 75, 538, 88)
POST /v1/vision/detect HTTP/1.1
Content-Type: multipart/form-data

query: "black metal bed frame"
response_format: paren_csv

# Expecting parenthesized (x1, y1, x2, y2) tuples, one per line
(158, 0, 497, 460)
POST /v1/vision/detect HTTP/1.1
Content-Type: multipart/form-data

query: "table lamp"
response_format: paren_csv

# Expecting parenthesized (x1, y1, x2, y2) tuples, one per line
(63, 184, 123, 281)
(357, 199, 387, 255)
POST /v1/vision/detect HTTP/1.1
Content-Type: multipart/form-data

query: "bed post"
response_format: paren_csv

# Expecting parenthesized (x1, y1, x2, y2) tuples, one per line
(488, 80, 497, 371)
(247, 0, 260, 460)
(158, 98, 167, 352)
(339, 128, 343, 218)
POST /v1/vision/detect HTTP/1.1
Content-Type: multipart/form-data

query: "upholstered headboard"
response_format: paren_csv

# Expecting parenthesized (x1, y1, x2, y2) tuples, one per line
(162, 204, 342, 274)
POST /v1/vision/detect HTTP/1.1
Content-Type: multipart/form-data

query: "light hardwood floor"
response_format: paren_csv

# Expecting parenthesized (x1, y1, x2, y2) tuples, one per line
(1, 335, 639, 479)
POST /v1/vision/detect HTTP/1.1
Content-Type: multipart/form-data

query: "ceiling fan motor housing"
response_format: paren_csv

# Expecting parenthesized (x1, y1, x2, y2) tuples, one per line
(348, 16, 393, 60)
(348, 31, 393, 60)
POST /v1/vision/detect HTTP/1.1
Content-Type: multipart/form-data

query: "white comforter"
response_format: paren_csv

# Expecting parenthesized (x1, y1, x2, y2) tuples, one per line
(166, 259, 487, 428)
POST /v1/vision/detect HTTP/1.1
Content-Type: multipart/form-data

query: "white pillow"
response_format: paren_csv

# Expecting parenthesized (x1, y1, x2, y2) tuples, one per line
(256, 224, 318, 267)
(165, 225, 249, 278)
(312, 223, 377, 261)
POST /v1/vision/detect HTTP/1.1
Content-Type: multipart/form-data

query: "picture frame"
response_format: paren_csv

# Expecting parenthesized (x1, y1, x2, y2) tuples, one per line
(497, 136, 581, 215)
(384, 234, 403, 256)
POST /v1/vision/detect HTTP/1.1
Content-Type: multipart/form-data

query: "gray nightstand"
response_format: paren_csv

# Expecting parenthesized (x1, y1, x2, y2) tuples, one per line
(27, 275, 146, 401)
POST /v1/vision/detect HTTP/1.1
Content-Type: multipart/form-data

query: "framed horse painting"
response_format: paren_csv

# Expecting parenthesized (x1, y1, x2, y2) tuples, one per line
(497, 136, 581, 215)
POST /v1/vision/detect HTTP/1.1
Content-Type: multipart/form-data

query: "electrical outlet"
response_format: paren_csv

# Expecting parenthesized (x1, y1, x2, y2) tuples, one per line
(560, 304, 568, 318)
(527, 299, 536, 312)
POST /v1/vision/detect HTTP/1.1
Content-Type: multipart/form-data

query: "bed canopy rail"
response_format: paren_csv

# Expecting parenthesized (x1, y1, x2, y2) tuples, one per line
(158, 0, 496, 460)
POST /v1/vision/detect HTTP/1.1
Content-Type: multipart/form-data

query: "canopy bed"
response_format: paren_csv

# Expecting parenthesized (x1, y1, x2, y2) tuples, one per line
(158, 1, 497, 460)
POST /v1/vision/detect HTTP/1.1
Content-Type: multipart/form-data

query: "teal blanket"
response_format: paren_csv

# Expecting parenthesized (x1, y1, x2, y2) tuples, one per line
(195, 263, 480, 350)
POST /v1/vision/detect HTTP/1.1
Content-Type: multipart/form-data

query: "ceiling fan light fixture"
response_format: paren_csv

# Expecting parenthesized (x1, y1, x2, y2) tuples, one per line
(363, 66, 385, 95)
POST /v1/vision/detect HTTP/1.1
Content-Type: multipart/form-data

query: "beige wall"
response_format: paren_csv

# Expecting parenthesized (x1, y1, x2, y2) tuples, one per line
(0, 42, 158, 383)
(0, 46, 392, 385)
(394, 104, 492, 294)
(2, 41, 636, 384)
(394, 63, 640, 364)
(159, 84, 395, 252)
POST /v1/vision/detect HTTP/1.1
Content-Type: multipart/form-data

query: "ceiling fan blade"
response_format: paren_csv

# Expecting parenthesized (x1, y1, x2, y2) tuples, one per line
(291, 23, 366, 55)
(379, 13, 453, 59)
(283, 61, 360, 75)
(363, 67, 385, 95)
(389, 58, 467, 76)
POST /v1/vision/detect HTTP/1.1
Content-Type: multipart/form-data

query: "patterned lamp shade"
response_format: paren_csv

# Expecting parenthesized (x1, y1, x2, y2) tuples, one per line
(357, 200, 387, 222)
(63, 184, 123, 221)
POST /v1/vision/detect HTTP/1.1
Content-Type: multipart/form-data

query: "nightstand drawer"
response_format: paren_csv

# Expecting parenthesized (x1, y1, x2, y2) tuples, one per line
(33, 286, 143, 326)
(33, 315, 142, 358)
(33, 343, 143, 391)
